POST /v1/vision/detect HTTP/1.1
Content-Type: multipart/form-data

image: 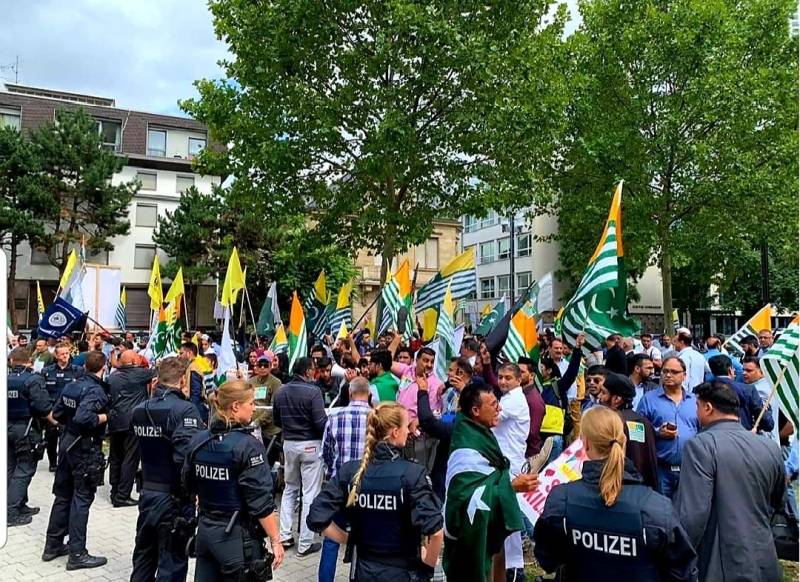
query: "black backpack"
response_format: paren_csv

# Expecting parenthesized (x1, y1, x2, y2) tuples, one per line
(772, 503, 799, 562)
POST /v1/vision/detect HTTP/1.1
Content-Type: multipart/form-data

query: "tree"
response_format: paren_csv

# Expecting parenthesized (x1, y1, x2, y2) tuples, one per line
(0, 127, 52, 331)
(31, 108, 139, 272)
(183, 0, 570, 290)
(549, 0, 798, 330)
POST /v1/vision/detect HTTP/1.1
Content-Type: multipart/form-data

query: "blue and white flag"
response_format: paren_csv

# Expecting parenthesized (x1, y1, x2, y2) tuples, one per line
(37, 297, 86, 339)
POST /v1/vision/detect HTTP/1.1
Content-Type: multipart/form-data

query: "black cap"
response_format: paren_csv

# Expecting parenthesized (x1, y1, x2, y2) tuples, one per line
(604, 372, 636, 400)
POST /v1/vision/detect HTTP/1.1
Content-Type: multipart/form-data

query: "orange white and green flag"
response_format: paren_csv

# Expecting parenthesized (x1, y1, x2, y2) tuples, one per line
(287, 291, 307, 372)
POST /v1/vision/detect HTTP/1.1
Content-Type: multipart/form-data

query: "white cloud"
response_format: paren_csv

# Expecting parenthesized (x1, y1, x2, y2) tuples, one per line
(0, 0, 229, 115)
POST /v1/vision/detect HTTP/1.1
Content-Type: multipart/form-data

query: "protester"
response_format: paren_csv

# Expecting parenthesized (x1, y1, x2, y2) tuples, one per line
(540, 334, 585, 462)
(533, 406, 697, 581)
(742, 355, 780, 441)
(518, 356, 545, 457)
(675, 380, 785, 582)
(416, 369, 459, 500)
(603, 334, 628, 375)
(31, 338, 54, 371)
(673, 331, 707, 390)
(583, 364, 605, 411)
(629, 353, 658, 410)
(703, 335, 743, 381)
(758, 329, 774, 353)
(248, 353, 282, 455)
(707, 354, 773, 433)
(640, 333, 662, 378)
(367, 348, 399, 403)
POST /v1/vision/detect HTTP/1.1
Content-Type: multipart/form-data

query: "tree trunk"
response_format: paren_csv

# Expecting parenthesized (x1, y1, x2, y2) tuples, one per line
(7, 235, 18, 332)
(186, 284, 198, 330)
(660, 240, 673, 335)
(377, 230, 396, 329)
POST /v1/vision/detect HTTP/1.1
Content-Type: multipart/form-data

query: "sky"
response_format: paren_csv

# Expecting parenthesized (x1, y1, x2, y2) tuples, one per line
(0, 0, 580, 117)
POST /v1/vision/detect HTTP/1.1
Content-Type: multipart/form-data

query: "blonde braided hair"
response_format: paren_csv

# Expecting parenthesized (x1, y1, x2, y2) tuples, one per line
(346, 402, 406, 507)
(581, 406, 627, 506)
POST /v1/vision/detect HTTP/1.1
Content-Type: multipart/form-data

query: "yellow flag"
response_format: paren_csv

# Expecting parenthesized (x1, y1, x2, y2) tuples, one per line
(59, 249, 78, 290)
(336, 320, 349, 340)
(440, 248, 477, 278)
(313, 271, 329, 304)
(442, 282, 455, 319)
(480, 302, 493, 318)
(335, 281, 353, 310)
(221, 247, 245, 307)
(589, 181, 624, 263)
(148, 254, 163, 310)
(395, 259, 412, 299)
(36, 281, 46, 317)
(749, 304, 773, 332)
(165, 267, 185, 303)
(421, 308, 438, 341)
(120, 286, 127, 307)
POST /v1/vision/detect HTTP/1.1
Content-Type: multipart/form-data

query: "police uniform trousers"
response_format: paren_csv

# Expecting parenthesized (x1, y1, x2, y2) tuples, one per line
(108, 430, 140, 502)
(7, 421, 39, 518)
(45, 424, 61, 469)
(131, 490, 192, 582)
(45, 435, 98, 554)
(195, 517, 265, 582)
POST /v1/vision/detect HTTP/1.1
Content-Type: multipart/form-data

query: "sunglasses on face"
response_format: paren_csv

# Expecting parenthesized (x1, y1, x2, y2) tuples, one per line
(256, 362, 270, 368)
(586, 377, 603, 384)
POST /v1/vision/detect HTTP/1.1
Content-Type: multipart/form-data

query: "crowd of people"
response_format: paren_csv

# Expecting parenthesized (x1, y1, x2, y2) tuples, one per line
(5, 322, 798, 581)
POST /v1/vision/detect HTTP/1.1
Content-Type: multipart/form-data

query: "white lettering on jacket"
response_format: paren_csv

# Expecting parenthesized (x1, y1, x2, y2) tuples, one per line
(62, 397, 77, 409)
(133, 425, 162, 438)
(356, 493, 398, 511)
(8, 390, 19, 398)
(570, 529, 638, 557)
(195, 464, 230, 481)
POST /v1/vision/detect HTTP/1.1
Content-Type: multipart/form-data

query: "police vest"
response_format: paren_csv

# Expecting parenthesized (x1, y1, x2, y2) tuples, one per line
(192, 430, 248, 514)
(564, 480, 660, 582)
(133, 394, 182, 492)
(57, 379, 90, 434)
(348, 460, 418, 565)
(43, 365, 80, 401)
(8, 368, 32, 422)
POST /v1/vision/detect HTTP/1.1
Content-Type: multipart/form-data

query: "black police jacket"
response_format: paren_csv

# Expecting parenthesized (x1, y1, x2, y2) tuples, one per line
(307, 442, 443, 567)
(8, 366, 51, 422)
(41, 362, 84, 403)
(108, 365, 156, 433)
(183, 419, 277, 521)
(54, 374, 110, 444)
(132, 385, 205, 493)
(533, 458, 698, 582)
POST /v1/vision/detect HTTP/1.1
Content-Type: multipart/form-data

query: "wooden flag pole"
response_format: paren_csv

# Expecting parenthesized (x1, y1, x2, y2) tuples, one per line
(352, 291, 381, 331)
(751, 363, 788, 433)
(244, 286, 260, 348)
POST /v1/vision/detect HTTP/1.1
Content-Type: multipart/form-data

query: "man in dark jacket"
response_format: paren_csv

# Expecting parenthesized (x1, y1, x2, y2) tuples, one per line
(604, 334, 628, 375)
(707, 354, 773, 433)
(598, 372, 660, 491)
(675, 380, 785, 582)
(273, 357, 327, 556)
(107, 349, 156, 507)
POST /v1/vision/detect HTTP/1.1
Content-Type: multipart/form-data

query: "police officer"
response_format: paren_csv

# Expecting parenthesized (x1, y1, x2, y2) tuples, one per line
(7, 347, 53, 526)
(307, 402, 444, 582)
(533, 406, 698, 581)
(130, 357, 205, 582)
(41, 342, 84, 472)
(43, 350, 111, 570)
(184, 379, 285, 581)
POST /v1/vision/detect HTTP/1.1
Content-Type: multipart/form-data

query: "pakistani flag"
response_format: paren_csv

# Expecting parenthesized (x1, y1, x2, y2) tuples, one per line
(416, 248, 477, 312)
(257, 281, 282, 336)
(475, 295, 507, 336)
(287, 291, 307, 373)
(115, 287, 127, 330)
(723, 304, 772, 357)
(433, 284, 456, 381)
(760, 320, 799, 428)
(269, 323, 289, 354)
(444, 414, 524, 581)
(556, 182, 639, 351)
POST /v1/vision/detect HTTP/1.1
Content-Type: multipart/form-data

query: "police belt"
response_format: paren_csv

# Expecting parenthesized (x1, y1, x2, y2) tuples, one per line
(142, 480, 177, 493)
(355, 546, 419, 570)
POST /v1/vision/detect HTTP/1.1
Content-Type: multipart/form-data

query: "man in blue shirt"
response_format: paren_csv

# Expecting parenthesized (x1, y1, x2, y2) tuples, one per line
(636, 356, 700, 499)
(703, 336, 743, 381)
(707, 354, 773, 433)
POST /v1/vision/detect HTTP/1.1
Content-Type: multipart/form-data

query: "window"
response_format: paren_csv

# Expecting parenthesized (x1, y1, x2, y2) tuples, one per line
(148, 129, 167, 157)
(0, 107, 21, 131)
(479, 241, 495, 264)
(136, 171, 157, 190)
(463, 216, 477, 233)
(497, 237, 510, 260)
(516, 233, 532, 257)
(188, 137, 206, 157)
(480, 277, 496, 299)
(479, 211, 498, 230)
(136, 203, 158, 227)
(497, 275, 511, 298)
(176, 175, 195, 193)
(95, 119, 121, 151)
(30, 248, 50, 265)
(517, 271, 531, 295)
(416, 238, 439, 270)
(134, 245, 157, 269)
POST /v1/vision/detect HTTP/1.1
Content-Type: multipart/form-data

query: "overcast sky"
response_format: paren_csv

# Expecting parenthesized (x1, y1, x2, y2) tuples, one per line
(1, 0, 579, 117)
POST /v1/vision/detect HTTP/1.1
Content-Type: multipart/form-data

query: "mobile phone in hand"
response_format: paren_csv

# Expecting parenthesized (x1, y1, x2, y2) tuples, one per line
(665, 422, 677, 431)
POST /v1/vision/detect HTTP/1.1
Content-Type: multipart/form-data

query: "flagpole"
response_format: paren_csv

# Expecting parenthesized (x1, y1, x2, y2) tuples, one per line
(751, 363, 788, 433)
(244, 286, 260, 348)
(352, 292, 382, 331)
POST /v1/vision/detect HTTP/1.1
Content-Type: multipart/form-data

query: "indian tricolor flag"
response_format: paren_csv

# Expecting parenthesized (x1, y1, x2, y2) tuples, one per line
(287, 291, 307, 372)
(502, 304, 538, 363)
(723, 304, 772, 357)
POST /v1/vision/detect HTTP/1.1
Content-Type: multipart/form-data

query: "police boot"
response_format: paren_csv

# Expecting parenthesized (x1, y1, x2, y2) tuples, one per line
(41, 544, 69, 562)
(8, 513, 32, 527)
(66, 551, 107, 570)
(19, 504, 40, 515)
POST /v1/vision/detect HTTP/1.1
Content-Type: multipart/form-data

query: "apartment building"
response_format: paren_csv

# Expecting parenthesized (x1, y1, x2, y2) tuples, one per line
(1, 83, 221, 330)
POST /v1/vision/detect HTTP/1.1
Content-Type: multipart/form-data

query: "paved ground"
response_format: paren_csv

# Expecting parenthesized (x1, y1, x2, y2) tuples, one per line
(0, 462, 349, 581)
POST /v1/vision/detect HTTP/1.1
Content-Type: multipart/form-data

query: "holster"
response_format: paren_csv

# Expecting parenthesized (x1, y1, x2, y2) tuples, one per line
(242, 528, 273, 582)
(166, 515, 197, 558)
(72, 443, 107, 487)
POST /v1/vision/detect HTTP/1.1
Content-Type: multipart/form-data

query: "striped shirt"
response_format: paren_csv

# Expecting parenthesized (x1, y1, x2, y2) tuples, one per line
(321, 400, 371, 479)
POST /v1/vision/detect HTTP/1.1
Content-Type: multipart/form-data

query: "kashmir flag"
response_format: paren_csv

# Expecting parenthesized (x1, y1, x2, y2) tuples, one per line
(58, 249, 78, 291)
(115, 287, 127, 330)
(305, 271, 330, 339)
(328, 282, 353, 335)
(152, 306, 169, 358)
(476, 296, 507, 336)
(760, 322, 799, 428)
(164, 267, 185, 304)
(257, 281, 282, 336)
(336, 320, 349, 340)
(287, 291, 307, 373)
(269, 324, 289, 354)
(415, 248, 477, 312)
(525, 271, 555, 315)
(221, 248, 245, 307)
(148, 254, 163, 310)
(723, 304, 772, 357)
(421, 308, 438, 342)
(36, 281, 46, 321)
(433, 283, 457, 381)
(165, 299, 183, 354)
(502, 304, 538, 363)
(379, 274, 402, 335)
(443, 414, 525, 582)
(556, 182, 639, 351)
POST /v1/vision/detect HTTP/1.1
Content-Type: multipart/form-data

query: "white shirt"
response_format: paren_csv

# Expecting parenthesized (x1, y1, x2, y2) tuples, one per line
(556, 358, 578, 400)
(678, 346, 707, 390)
(644, 346, 662, 362)
(492, 386, 530, 476)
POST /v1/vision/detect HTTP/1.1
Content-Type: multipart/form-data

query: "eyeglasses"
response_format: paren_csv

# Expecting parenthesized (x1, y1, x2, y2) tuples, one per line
(661, 369, 684, 376)
(586, 377, 603, 384)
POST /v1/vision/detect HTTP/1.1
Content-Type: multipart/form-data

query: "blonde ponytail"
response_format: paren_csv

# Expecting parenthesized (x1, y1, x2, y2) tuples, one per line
(581, 406, 627, 507)
(213, 380, 254, 428)
(346, 402, 406, 507)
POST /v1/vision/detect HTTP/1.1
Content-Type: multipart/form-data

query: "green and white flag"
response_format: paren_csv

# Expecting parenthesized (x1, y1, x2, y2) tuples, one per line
(269, 324, 289, 354)
(475, 295, 506, 336)
(433, 284, 456, 382)
(257, 281, 282, 336)
(378, 275, 402, 335)
(723, 304, 772, 357)
(760, 320, 799, 429)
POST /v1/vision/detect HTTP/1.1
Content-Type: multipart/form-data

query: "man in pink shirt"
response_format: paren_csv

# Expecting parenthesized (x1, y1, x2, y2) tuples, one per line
(392, 346, 443, 420)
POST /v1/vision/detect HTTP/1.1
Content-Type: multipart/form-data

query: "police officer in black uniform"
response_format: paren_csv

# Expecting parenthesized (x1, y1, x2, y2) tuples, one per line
(41, 342, 84, 472)
(130, 357, 205, 582)
(533, 406, 698, 582)
(7, 347, 53, 526)
(43, 350, 111, 570)
(184, 379, 285, 581)
(307, 402, 444, 582)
